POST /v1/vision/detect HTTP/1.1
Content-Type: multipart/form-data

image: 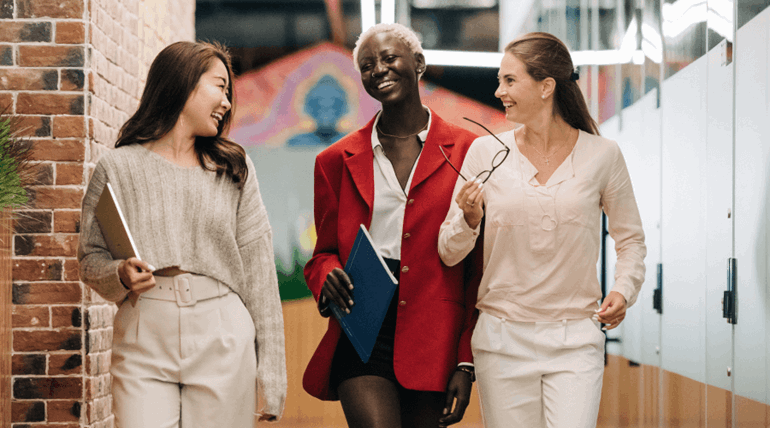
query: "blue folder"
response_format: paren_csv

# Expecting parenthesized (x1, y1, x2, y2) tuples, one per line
(329, 224, 399, 363)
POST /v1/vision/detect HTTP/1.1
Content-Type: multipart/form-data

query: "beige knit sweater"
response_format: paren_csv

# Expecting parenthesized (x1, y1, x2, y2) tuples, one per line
(77, 143, 287, 417)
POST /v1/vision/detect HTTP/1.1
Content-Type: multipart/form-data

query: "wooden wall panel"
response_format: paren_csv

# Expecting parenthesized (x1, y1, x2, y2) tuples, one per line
(662, 368, 706, 427)
(706, 384, 732, 428)
(1, 209, 12, 428)
(735, 395, 768, 427)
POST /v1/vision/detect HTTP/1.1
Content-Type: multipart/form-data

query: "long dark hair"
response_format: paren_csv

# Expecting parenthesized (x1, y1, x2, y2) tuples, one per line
(505, 32, 599, 136)
(115, 41, 248, 187)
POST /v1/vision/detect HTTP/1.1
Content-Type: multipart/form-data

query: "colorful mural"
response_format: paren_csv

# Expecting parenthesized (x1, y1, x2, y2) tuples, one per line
(229, 42, 510, 301)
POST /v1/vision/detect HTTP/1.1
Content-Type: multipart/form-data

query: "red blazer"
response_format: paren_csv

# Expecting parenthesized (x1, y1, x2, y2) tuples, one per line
(303, 111, 483, 400)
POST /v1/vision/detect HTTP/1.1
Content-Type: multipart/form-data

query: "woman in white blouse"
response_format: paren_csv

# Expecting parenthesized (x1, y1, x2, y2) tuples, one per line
(438, 32, 646, 428)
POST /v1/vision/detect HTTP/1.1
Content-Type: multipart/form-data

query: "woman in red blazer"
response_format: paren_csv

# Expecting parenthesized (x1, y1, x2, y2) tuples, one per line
(303, 23, 482, 428)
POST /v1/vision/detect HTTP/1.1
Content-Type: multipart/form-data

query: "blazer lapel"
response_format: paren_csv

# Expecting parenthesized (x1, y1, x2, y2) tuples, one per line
(344, 118, 376, 210)
(410, 111, 454, 193)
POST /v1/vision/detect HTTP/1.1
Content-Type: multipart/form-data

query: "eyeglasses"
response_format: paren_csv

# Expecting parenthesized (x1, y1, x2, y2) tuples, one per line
(439, 117, 510, 184)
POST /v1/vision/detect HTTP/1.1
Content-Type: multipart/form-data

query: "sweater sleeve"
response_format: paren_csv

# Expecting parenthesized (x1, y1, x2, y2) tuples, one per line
(602, 142, 647, 308)
(236, 155, 287, 419)
(77, 159, 130, 303)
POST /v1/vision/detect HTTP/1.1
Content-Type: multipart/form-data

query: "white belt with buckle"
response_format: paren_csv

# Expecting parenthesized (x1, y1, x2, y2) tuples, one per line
(141, 273, 230, 307)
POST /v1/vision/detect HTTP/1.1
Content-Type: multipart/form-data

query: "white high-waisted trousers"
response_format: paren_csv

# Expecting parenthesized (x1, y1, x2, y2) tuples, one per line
(110, 274, 257, 428)
(471, 312, 605, 428)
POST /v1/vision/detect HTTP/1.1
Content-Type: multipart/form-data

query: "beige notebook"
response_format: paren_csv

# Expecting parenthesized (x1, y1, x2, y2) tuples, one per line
(94, 182, 141, 261)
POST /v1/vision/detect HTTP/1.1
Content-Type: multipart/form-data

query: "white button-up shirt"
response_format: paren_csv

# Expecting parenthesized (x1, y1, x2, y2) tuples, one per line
(438, 129, 647, 322)
(369, 108, 431, 260)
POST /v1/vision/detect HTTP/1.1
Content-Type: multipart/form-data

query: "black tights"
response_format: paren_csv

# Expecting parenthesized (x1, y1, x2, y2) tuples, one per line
(337, 375, 445, 428)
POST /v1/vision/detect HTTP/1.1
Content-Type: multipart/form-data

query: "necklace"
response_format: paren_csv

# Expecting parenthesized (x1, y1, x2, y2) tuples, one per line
(524, 127, 574, 165)
(529, 144, 562, 166)
(376, 119, 428, 139)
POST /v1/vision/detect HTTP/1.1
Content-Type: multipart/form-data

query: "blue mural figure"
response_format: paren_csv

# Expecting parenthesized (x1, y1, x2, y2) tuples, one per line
(287, 74, 349, 146)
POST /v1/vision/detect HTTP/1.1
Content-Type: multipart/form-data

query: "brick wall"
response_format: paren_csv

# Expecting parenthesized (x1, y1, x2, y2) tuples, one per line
(2, 0, 194, 426)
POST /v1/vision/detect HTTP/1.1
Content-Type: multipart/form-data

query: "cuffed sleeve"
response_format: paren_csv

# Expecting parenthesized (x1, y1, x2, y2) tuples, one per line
(236, 155, 287, 419)
(602, 142, 647, 308)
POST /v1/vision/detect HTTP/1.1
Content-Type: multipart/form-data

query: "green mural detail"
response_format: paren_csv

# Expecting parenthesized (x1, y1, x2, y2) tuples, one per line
(276, 246, 312, 301)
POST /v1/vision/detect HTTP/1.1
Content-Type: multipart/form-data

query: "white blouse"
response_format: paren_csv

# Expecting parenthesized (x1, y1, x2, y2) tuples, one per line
(369, 109, 431, 260)
(438, 129, 647, 322)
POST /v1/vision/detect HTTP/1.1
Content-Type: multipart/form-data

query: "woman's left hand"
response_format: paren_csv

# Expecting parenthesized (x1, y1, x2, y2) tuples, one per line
(438, 369, 473, 426)
(595, 291, 627, 330)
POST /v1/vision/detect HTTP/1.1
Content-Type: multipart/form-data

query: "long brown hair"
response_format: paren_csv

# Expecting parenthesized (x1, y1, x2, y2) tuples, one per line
(505, 32, 599, 135)
(115, 41, 248, 187)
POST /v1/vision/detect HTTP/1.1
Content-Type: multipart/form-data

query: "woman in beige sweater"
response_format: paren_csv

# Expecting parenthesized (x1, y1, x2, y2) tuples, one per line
(78, 41, 286, 426)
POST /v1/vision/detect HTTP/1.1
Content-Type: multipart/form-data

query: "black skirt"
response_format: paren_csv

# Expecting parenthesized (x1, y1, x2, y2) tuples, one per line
(330, 258, 401, 389)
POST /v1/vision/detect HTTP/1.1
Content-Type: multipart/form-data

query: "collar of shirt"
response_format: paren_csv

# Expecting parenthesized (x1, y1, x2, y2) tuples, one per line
(370, 106, 432, 151)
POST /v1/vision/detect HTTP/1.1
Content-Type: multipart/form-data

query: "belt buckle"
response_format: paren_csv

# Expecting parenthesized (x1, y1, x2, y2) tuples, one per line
(173, 274, 197, 307)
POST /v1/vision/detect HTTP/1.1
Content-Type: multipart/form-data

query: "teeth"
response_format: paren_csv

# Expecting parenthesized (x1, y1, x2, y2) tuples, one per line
(378, 81, 395, 90)
(212, 113, 223, 121)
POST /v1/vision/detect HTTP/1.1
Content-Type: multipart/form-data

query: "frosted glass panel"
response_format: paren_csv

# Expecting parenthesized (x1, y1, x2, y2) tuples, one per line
(659, 56, 708, 382)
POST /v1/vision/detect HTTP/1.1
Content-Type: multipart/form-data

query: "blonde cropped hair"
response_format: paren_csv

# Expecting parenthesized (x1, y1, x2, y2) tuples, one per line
(352, 23, 425, 78)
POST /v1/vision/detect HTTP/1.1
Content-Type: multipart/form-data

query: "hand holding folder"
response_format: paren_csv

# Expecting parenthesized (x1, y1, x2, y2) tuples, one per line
(327, 225, 399, 363)
(94, 182, 155, 306)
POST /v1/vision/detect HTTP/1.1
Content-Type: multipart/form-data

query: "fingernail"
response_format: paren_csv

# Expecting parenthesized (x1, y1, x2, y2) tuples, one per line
(602, 327, 607, 331)
(349, 285, 354, 290)
(443, 408, 449, 415)
(148, 264, 156, 271)
(346, 308, 351, 314)
(348, 299, 354, 306)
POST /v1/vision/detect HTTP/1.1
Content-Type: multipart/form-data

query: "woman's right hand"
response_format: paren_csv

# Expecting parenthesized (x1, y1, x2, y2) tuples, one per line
(118, 258, 156, 295)
(456, 178, 485, 230)
(320, 268, 354, 315)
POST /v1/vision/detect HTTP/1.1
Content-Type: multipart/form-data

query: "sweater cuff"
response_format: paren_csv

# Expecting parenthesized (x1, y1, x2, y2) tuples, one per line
(91, 260, 130, 303)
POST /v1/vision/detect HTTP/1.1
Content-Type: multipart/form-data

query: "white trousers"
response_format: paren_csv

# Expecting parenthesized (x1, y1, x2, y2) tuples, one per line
(471, 312, 605, 428)
(111, 280, 257, 428)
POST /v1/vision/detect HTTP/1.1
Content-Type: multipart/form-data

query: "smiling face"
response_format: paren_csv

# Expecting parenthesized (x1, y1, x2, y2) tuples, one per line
(179, 58, 232, 138)
(495, 52, 547, 125)
(357, 31, 424, 106)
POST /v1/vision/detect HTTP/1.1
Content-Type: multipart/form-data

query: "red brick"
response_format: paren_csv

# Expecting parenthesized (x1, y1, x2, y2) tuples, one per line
(48, 400, 81, 422)
(14, 329, 81, 352)
(12, 354, 46, 375)
(14, 210, 53, 233)
(27, 186, 83, 209)
(12, 400, 45, 422)
(12, 115, 52, 137)
(13, 259, 63, 281)
(19, 45, 84, 67)
(12, 282, 82, 304)
(0, 69, 58, 91)
(49, 352, 82, 375)
(61, 68, 84, 91)
(29, 139, 85, 162)
(53, 210, 80, 233)
(56, 163, 84, 185)
(56, 21, 85, 44)
(0, 92, 12, 110)
(17, 93, 84, 115)
(53, 116, 85, 138)
(0, 21, 51, 43)
(14, 234, 78, 257)
(13, 377, 83, 399)
(63, 258, 79, 281)
(52, 305, 81, 328)
(18, 0, 83, 19)
(12, 305, 49, 327)
(32, 162, 54, 185)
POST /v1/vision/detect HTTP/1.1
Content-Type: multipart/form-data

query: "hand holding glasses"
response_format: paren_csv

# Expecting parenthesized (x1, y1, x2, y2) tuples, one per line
(440, 118, 510, 230)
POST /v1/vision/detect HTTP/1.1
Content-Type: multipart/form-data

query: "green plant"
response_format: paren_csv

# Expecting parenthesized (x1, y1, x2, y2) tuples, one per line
(0, 107, 34, 211)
